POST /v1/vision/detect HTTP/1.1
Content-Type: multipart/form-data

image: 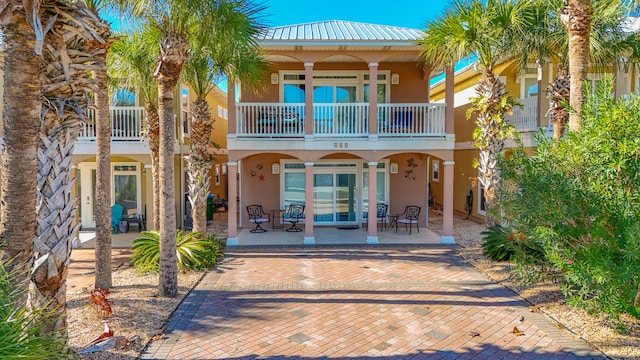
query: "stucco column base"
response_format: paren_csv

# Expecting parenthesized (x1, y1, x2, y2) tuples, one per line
(304, 236, 315, 245)
(368, 134, 378, 141)
(441, 235, 455, 245)
(366, 236, 379, 244)
(226, 238, 239, 246)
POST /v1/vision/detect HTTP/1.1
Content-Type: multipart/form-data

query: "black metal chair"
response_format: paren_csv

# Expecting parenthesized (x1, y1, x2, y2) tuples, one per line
(283, 203, 305, 232)
(364, 203, 388, 231)
(246, 205, 271, 233)
(396, 205, 421, 234)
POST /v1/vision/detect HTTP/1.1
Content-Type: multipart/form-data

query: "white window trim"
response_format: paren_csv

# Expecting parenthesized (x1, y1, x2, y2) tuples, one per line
(180, 86, 190, 138)
(279, 70, 391, 103)
(112, 162, 143, 214)
(477, 180, 486, 216)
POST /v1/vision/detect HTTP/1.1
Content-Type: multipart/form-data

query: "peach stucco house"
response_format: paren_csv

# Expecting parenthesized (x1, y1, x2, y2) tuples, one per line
(224, 20, 458, 245)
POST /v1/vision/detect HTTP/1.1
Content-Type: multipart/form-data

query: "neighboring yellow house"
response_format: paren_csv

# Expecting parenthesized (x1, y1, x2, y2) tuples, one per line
(72, 82, 229, 231)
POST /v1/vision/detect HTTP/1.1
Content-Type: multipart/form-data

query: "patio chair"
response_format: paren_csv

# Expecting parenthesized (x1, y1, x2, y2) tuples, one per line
(111, 204, 124, 234)
(125, 207, 146, 232)
(246, 205, 271, 233)
(364, 203, 388, 231)
(395, 205, 421, 235)
(283, 203, 305, 232)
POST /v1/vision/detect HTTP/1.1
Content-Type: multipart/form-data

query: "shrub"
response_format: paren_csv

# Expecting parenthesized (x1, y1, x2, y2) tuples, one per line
(481, 225, 515, 261)
(497, 80, 640, 320)
(131, 230, 225, 272)
(0, 264, 69, 359)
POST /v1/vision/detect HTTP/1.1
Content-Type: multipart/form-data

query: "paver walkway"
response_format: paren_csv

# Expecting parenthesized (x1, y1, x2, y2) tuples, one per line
(142, 246, 603, 360)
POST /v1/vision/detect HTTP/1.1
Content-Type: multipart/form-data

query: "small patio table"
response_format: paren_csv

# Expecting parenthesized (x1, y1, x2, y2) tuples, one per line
(270, 209, 286, 230)
(388, 214, 399, 232)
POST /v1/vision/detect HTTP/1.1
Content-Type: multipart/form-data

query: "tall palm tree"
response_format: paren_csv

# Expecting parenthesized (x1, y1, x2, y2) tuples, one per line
(119, 0, 266, 297)
(84, 0, 116, 290)
(108, 29, 161, 230)
(419, 0, 531, 225)
(0, 0, 45, 304)
(32, 1, 109, 334)
(560, 0, 593, 131)
(183, 12, 267, 235)
(508, 0, 630, 139)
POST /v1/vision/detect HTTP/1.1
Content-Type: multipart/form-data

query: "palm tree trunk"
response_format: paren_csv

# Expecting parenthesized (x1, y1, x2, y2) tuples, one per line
(546, 66, 571, 140)
(473, 72, 511, 226)
(0, 10, 44, 303)
(561, 0, 593, 132)
(187, 98, 214, 234)
(157, 76, 179, 297)
(30, 1, 108, 334)
(93, 64, 112, 290)
(146, 102, 161, 230)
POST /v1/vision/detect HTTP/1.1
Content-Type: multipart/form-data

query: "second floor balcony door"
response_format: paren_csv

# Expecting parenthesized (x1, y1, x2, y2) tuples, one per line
(314, 85, 357, 134)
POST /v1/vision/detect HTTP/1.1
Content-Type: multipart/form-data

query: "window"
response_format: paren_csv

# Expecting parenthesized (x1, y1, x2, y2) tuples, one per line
(181, 87, 189, 136)
(280, 70, 390, 103)
(111, 88, 136, 106)
(477, 182, 486, 216)
(215, 164, 221, 186)
(432, 160, 440, 182)
(217, 105, 228, 120)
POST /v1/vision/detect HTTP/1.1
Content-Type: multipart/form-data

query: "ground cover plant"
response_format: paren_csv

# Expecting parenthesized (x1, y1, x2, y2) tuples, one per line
(131, 230, 224, 272)
(494, 81, 640, 323)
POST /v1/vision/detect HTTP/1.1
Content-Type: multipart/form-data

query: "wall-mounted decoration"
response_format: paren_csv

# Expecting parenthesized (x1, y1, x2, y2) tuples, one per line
(432, 160, 440, 182)
(391, 73, 400, 85)
(407, 157, 418, 168)
(256, 163, 263, 170)
(270, 73, 279, 84)
(405, 169, 415, 180)
(390, 163, 398, 174)
(258, 174, 265, 181)
(250, 170, 256, 177)
(272, 163, 280, 175)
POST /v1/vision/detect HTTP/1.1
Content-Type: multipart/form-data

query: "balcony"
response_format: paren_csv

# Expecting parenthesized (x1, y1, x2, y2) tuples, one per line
(506, 97, 540, 132)
(236, 103, 446, 138)
(79, 106, 146, 141)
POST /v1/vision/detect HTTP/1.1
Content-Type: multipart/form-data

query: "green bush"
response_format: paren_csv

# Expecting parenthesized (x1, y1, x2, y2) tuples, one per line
(0, 264, 69, 359)
(481, 225, 515, 261)
(131, 230, 225, 272)
(497, 80, 640, 320)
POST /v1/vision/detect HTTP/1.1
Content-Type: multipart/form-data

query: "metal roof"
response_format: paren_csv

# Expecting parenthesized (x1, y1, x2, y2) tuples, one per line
(259, 20, 423, 42)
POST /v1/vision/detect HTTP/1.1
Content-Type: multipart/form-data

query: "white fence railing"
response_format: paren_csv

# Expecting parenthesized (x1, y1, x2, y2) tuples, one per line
(81, 106, 145, 141)
(313, 103, 369, 136)
(236, 102, 447, 137)
(377, 103, 446, 136)
(507, 97, 539, 132)
(236, 103, 305, 137)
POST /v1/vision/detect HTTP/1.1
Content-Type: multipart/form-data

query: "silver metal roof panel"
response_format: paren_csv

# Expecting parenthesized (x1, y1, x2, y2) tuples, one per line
(259, 20, 423, 42)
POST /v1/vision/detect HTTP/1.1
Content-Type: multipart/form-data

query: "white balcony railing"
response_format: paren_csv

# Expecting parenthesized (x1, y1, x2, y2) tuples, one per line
(236, 102, 447, 138)
(236, 103, 305, 137)
(313, 103, 369, 136)
(378, 103, 446, 137)
(507, 97, 539, 132)
(80, 106, 146, 141)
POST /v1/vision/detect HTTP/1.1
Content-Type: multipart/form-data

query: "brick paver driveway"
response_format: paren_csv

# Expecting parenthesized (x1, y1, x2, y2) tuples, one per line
(142, 246, 603, 359)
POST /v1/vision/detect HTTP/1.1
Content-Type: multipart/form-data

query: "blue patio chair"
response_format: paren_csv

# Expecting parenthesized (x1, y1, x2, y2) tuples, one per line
(111, 204, 124, 234)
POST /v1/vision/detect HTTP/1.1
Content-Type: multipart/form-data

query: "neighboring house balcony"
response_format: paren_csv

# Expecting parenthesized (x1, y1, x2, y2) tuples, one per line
(505, 97, 548, 132)
(231, 102, 452, 152)
(75, 106, 149, 155)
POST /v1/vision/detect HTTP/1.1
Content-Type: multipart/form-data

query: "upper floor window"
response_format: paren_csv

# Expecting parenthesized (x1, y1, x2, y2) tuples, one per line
(518, 67, 538, 99)
(280, 70, 389, 103)
(111, 88, 136, 106)
(181, 87, 189, 136)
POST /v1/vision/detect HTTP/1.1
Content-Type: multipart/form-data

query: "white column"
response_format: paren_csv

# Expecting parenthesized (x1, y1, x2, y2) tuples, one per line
(304, 162, 315, 244)
(226, 162, 239, 246)
(441, 160, 455, 244)
(366, 161, 379, 244)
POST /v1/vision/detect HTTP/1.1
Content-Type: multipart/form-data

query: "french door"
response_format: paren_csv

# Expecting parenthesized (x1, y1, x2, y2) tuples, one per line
(313, 172, 357, 225)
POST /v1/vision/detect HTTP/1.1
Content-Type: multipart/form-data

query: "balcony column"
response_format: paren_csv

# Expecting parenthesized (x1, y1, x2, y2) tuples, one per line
(304, 162, 315, 244)
(304, 63, 314, 138)
(366, 161, 379, 244)
(368, 63, 379, 139)
(441, 160, 455, 244)
(226, 161, 239, 246)
(227, 78, 237, 138)
(445, 66, 455, 137)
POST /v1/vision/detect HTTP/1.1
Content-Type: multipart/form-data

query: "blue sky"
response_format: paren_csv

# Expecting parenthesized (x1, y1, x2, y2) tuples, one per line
(260, 0, 448, 29)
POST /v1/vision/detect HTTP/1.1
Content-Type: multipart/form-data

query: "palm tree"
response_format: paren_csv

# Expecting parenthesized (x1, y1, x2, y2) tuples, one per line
(84, 0, 117, 291)
(183, 14, 267, 235)
(560, 0, 593, 131)
(119, 0, 266, 297)
(31, 1, 109, 334)
(419, 0, 531, 225)
(508, 0, 630, 139)
(0, 1, 45, 304)
(108, 29, 161, 230)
